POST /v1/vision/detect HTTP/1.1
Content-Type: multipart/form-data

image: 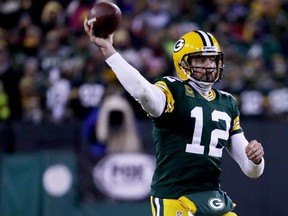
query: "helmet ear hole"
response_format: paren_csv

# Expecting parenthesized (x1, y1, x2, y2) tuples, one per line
(186, 56, 192, 67)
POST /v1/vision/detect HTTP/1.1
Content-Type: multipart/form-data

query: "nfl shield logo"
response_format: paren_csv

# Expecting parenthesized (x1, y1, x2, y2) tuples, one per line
(176, 211, 183, 216)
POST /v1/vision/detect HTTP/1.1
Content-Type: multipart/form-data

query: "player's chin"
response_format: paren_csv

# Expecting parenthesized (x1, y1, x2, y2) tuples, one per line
(208, 77, 216, 83)
(199, 76, 215, 83)
(206, 73, 217, 82)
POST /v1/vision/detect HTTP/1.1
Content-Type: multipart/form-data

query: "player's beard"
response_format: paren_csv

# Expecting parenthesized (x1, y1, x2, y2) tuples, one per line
(192, 68, 217, 83)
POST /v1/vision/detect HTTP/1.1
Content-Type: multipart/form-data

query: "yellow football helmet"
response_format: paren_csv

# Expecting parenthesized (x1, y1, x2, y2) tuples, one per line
(173, 30, 224, 84)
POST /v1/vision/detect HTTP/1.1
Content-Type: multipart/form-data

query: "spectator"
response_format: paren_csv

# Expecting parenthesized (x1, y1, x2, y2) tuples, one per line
(40, 0, 65, 33)
(19, 57, 46, 123)
(96, 85, 142, 154)
(0, 45, 22, 120)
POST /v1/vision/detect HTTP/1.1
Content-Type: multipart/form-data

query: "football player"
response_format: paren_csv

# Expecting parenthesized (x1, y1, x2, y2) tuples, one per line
(84, 19, 265, 216)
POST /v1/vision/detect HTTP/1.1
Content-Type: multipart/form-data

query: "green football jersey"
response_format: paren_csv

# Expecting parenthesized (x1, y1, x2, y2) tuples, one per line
(150, 76, 243, 198)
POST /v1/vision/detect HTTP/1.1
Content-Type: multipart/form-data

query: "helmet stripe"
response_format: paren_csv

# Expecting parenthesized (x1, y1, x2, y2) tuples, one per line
(195, 30, 214, 47)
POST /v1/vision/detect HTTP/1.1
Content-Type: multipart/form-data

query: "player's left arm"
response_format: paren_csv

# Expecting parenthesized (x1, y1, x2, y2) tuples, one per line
(227, 133, 265, 178)
(245, 139, 264, 165)
(225, 93, 264, 178)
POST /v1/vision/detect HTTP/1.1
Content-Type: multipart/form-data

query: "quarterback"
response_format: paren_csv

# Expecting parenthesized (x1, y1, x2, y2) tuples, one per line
(84, 19, 265, 216)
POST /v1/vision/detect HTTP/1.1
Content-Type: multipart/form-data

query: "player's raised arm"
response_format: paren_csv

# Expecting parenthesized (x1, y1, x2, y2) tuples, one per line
(83, 19, 166, 118)
(84, 18, 117, 58)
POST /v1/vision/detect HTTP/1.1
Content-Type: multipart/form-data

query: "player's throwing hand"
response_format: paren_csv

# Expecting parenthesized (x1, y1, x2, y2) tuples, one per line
(83, 18, 116, 58)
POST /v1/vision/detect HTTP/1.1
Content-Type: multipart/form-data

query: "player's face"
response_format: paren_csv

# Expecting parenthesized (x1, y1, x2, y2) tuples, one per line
(190, 56, 217, 82)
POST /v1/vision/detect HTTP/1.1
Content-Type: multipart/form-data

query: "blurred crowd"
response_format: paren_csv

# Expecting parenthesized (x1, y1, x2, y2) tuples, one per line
(0, 0, 288, 153)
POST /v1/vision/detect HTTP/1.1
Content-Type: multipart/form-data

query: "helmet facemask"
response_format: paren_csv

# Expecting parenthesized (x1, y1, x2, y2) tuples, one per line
(179, 52, 224, 84)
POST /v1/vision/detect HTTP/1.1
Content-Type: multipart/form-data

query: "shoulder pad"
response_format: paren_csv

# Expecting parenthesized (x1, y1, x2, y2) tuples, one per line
(219, 90, 236, 100)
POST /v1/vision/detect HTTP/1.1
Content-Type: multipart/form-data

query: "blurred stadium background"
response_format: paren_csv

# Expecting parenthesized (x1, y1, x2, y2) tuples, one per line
(0, 0, 288, 215)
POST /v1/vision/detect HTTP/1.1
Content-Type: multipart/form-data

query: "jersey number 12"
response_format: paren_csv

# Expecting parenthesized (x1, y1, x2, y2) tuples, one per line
(185, 106, 231, 157)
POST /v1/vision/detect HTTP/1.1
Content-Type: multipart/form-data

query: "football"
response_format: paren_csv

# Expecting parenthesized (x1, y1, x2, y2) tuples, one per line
(87, 2, 122, 38)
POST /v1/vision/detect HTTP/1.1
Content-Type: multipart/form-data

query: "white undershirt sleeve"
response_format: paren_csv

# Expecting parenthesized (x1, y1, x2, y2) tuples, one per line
(105, 52, 166, 117)
(227, 132, 265, 178)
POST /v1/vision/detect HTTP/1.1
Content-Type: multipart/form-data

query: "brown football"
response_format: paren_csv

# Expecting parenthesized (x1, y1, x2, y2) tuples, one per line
(87, 2, 122, 38)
